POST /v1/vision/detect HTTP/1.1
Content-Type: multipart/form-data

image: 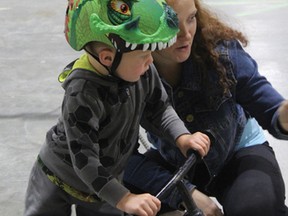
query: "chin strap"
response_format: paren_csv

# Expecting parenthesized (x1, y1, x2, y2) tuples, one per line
(110, 51, 123, 77)
(84, 48, 123, 78)
(84, 48, 136, 87)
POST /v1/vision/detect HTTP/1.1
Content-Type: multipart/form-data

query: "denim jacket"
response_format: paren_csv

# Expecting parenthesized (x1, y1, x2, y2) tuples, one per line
(149, 40, 287, 180)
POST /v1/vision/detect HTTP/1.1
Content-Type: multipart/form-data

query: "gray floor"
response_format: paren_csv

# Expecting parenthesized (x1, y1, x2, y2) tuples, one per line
(0, 0, 287, 215)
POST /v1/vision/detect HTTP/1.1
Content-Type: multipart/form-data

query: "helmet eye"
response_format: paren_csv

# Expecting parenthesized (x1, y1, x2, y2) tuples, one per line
(108, 0, 132, 25)
(120, 3, 129, 14)
(110, 0, 131, 16)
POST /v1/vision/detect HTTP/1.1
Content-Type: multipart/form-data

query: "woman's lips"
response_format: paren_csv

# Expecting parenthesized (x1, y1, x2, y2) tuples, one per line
(176, 44, 190, 51)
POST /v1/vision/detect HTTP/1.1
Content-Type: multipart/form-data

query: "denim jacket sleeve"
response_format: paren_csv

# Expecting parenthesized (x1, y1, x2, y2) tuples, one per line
(228, 40, 288, 139)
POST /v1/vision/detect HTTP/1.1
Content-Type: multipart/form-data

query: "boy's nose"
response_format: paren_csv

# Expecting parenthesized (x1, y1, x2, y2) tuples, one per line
(147, 54, 154, 65)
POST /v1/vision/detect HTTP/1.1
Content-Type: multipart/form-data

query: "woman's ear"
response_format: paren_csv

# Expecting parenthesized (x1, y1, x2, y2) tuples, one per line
(98, 49, 114, 67)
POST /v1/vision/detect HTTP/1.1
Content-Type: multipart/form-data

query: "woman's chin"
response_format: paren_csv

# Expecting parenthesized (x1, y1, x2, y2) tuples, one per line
(175, 46, 191, 61)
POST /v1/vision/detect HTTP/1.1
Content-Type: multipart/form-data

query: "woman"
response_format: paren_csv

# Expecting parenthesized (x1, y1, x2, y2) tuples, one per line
(124, 0, 288, 215)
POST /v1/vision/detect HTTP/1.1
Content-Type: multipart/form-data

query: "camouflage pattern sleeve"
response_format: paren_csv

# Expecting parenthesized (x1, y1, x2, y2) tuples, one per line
(62, 78, 129, 206)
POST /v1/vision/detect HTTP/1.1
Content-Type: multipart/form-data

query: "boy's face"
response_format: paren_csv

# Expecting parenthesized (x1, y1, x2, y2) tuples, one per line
(115, 50, 153, 82)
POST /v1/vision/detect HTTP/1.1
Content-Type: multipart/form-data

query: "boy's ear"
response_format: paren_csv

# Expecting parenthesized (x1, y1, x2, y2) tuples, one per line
(98, 49, 114, 67)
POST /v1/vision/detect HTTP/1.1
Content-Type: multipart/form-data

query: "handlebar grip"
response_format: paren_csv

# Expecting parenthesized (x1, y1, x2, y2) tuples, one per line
(186, 149, 201, 163)
(186, 129, 215, 160)
(202, 129, 215, 144)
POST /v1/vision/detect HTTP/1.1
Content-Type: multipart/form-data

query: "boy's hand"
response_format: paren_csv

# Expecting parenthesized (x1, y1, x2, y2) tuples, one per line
(116, 192, 161, 216)
(176, 132, 210, 158)
(278, 100, 288, 132)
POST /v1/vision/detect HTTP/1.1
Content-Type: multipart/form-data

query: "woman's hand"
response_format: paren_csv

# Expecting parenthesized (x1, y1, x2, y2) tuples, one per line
(191, 189, 224, 216)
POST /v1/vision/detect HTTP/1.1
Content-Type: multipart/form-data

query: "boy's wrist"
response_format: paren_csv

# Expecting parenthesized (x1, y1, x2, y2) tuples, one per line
(175, 133, 190, 143)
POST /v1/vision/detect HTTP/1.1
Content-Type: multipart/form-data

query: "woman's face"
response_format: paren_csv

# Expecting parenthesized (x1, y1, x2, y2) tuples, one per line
(153, 0, 197, 63)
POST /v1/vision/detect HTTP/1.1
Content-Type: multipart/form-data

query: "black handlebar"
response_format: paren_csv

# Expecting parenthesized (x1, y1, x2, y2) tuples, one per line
(156, 150, 204, 216)
(156, 150, 200, 199)
(127, 130, 215, 216)
(155, 129, 215, 216)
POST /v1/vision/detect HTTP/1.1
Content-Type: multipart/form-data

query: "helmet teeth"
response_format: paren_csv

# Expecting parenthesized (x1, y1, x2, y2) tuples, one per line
(125, 42, 131, 48)
(114, 41, 118, 49)
(143, 43, 150, 51)
(167, 36, 177, 47)
(168, 38, 174, 47)
(131, 43, 137, 50)
(163, 42, 168, 49)
(151, 43, 157, 51)
(158, 42, 164, 50)
(119, 36, 177, 52)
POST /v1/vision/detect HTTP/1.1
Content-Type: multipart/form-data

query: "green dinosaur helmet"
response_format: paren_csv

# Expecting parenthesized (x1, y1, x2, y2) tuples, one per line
(65, 0, 179, 52)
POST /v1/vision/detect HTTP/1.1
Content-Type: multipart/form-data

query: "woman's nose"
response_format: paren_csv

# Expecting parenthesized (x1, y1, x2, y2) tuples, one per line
(178, 25, 191, 40)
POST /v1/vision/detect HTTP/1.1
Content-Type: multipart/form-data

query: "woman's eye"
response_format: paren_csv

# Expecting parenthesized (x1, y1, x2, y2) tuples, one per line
(188, 15, 196, 23)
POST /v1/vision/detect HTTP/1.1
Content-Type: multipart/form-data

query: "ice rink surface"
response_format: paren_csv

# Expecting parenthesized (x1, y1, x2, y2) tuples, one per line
(0, 0, 287, 215)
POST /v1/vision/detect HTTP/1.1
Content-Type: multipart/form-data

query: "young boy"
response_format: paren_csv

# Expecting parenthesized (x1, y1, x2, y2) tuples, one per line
(24, 0, 210, 215)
